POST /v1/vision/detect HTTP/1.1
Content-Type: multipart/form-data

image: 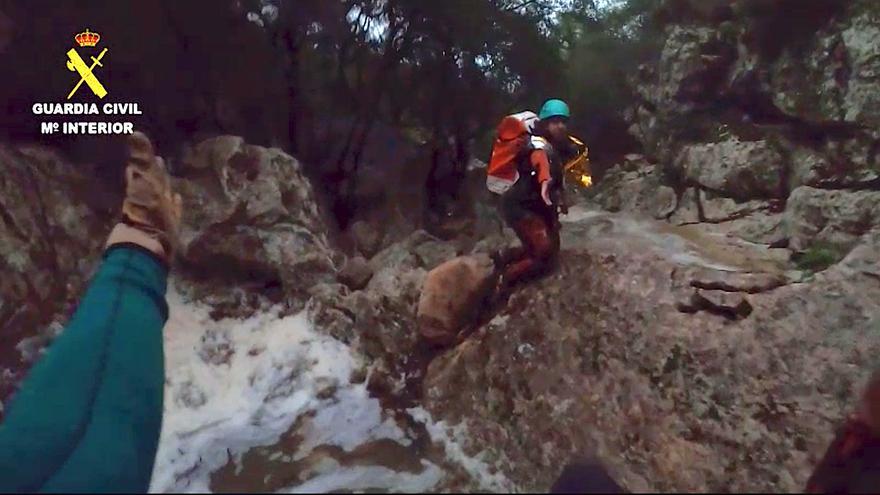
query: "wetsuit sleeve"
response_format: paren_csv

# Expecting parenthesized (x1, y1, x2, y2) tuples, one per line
(530, 149, 552, 184)
(0, 244, 168, 493)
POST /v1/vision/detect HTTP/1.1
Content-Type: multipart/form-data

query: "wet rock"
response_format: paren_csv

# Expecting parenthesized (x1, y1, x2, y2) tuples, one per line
(306, 283, 356, 344)
(425, 206, 880, 492)
(785, 186, 880, 252)
(175, 137, 336, 303)
(417, 255, 497, 347)
(366, 230, 446, 302)
(699, 190, 772, 223)
(180, 135, 245, 171)
(838, 229, 880, 278)
(789, 147, 835, 191)
(413, 238, 458, 269)
(620, 153, 653, 172)
(689, 289, 753, 320)
(840, 8, 880, 125)
(337, 256, 373, 291)
(716, 211, 787, 245)
(669, 188, 700, 225)
(684, 268, 788, 294)
(470, 226, 520, 259)
(656, 26, 734, 109)
(350, 220, 383, 258)
(591, 163, 677, 220)
(676, 139, 785, 200)
(0, 144, 111, 408)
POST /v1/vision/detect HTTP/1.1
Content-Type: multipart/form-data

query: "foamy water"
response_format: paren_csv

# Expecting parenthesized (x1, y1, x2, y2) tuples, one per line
(149, 284, 509, 493)
(561, 205, 739, 271)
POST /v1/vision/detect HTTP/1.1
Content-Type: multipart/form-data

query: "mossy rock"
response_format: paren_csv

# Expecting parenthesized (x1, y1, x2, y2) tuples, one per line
(793, 242, 845, 273)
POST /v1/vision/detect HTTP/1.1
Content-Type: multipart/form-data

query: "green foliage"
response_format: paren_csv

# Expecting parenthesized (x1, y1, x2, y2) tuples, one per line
(7, 0, 674, 220)
(795, 242, 845, 273)
(550, 0, 664, 163)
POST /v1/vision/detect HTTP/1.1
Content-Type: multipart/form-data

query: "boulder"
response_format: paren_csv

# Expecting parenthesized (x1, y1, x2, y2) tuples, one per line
(685, 268, 788, 294)
(174, 137, 336, 306)
(789, 147, 835, 191)
(840, 8, 880, 126)
(350, 220, 383, 258)
(591, 163, 677, 220)
(676, 139, 786, 199)
(471, 226, 520, 259)
(720, 211, 786, 245)
(656, 26, 734, 108)
(686, 289, 753, 320)
(417, 255, 497, 347)
(365, 230, 437, 302)
(413, 238, 458, 269)
(180, 135, 245, 171)
(756, 4, 880, 127)
(788, 142, 880, 191)
(785, 186, 880, 252)
(337, 256, 373, 291)
(669, 188, 700, 225)
(0, 144, 111, 410)
(699, 190, 772, 223)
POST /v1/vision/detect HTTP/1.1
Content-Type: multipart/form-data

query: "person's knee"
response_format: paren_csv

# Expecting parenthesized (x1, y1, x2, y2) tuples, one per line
(533, 232, 556, 262)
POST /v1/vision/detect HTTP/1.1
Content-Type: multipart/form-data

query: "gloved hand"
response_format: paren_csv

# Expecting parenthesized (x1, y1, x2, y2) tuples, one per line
(105, 132, 182, 262)
(541, 179, 553, 206)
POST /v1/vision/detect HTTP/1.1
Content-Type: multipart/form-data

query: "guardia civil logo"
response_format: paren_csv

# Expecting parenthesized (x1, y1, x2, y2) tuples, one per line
(32, 28, 142, 136)
(66, 28, 108, 100)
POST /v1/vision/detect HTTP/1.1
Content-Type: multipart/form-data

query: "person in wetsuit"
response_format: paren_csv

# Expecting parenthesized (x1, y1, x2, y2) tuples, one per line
(492, 98, 580, 298)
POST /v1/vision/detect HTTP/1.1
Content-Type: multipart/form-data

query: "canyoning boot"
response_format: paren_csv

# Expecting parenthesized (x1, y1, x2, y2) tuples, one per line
(106, 132, 183, 262)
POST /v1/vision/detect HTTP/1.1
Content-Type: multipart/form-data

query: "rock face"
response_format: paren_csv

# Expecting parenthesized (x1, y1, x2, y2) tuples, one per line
(682, 288, 754, 320)
(604, 0, 880, 259)
(175, 136, 337, 308)
(677, 139, 785, 199)
(0, 144, 113, 411)
(349, 220, 383, 258)
(422, 206, 880, 492)
(417, 255, 497, 346)
(785, 186, 880, 252)
(590, 155, 677, 220)
(337, 255, 373, 291)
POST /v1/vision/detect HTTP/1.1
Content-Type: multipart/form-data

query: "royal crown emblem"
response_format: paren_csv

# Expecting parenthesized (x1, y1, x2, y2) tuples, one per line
(75, 29, 100, 47)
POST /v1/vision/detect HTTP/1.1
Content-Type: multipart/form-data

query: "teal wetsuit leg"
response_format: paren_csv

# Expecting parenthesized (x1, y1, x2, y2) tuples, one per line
(0, 244, 168, 493)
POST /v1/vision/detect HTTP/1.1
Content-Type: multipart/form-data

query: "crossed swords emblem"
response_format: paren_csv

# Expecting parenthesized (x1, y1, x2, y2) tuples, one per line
(66, 47, 108, 100)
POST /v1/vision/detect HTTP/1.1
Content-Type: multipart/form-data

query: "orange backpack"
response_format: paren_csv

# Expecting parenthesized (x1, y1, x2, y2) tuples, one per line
(486, 111, 541, 194)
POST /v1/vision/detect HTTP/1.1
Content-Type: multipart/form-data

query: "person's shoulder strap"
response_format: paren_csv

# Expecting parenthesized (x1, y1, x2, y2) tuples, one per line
(530, 135, 548, 150)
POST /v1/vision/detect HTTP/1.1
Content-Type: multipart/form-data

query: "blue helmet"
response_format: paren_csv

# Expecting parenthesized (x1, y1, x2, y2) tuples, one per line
(539, 99, 571, 120)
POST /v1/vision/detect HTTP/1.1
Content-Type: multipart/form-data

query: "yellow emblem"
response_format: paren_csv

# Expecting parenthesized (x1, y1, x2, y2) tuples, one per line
(66, 29, 108, 100)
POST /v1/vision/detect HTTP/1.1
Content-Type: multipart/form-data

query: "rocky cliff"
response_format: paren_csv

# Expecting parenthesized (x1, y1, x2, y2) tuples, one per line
(597, 0, 880, 257)
(1, 2, 879, 490)
(1, 123, 878, 492)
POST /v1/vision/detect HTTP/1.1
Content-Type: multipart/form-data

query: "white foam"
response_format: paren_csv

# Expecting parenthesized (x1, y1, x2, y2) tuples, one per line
(282, 464, 445, 494)
(408, 407, 514, 492)
(149, 285, 442, 493)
